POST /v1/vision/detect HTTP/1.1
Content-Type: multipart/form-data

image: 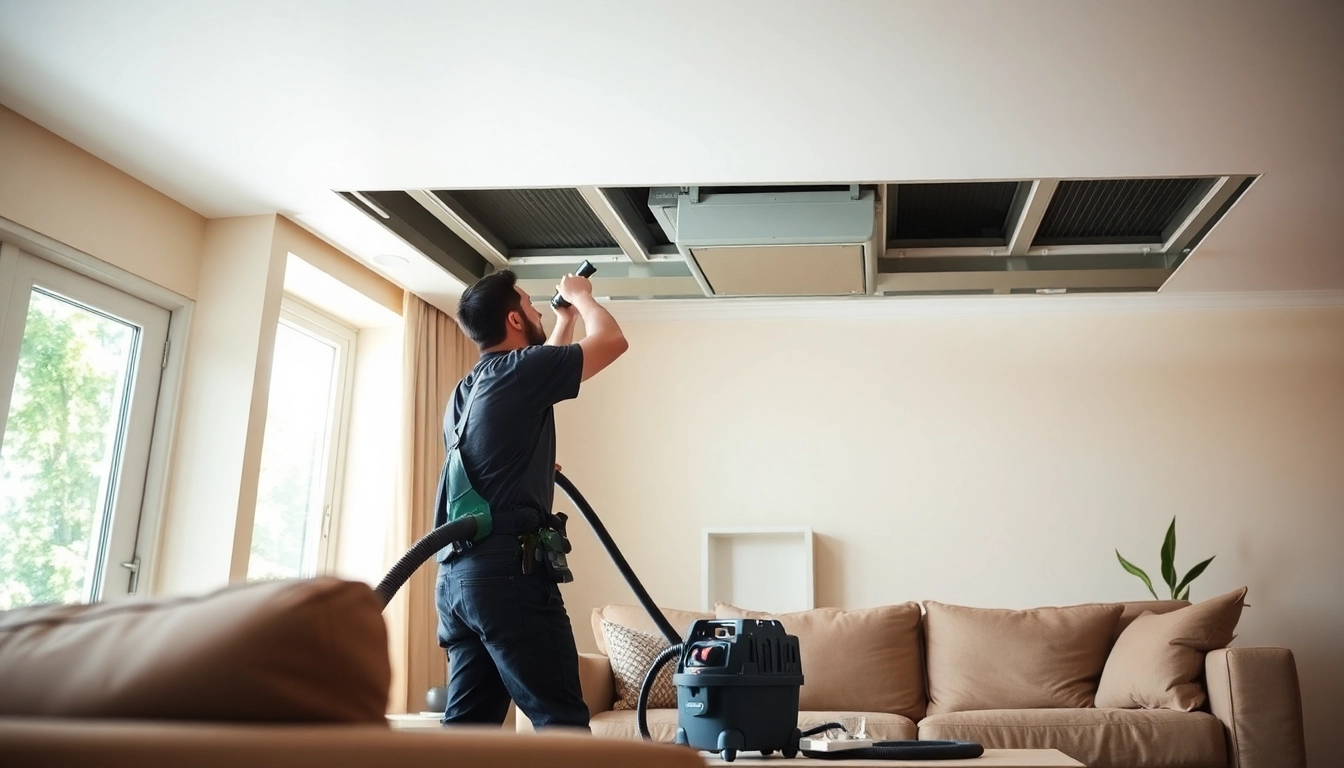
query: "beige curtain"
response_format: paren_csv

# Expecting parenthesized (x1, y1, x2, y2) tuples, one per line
(386, 293, 477, 713)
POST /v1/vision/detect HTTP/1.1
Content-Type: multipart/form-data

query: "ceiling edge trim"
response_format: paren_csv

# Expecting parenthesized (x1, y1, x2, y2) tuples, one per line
(601, 290, 1344, 323)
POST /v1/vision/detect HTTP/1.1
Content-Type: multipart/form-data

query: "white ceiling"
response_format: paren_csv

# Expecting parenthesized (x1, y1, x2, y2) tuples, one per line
(1, 1, 1341, 310)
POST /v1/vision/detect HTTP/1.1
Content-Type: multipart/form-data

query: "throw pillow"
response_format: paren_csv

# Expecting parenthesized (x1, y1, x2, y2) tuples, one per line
(591, 604, 711, 656)
(716, 602, 926, 720)
(601, 619, 678, 710)
(1095, 586, 1248, 711)
(0, 577, 390, 722)
(923, 601, 1124, 715)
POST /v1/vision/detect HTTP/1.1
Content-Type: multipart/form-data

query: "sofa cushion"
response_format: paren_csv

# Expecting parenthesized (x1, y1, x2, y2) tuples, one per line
(0, 577, 390, 722)
(601, 620, 677, 710)
(591, 604, 711, 656)
(591, 709, 917, 744)
(1096, 586, 1248, 711)
(919, 708, 1226, 768)
(592, 707, 682, 742)
(715, 602, 925, 720)
(923, 601, 1122, 715)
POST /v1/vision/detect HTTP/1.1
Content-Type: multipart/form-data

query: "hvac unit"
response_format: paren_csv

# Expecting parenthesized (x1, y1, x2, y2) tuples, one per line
(647, 186, 878, 297)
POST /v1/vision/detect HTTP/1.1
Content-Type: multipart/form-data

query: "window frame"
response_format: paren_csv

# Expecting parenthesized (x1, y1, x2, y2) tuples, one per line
(260, 296, 358, 577)
(0, 238, 184, 605)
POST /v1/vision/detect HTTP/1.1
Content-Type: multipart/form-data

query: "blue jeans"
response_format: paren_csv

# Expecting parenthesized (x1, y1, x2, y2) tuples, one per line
(435, 534, 589, 730)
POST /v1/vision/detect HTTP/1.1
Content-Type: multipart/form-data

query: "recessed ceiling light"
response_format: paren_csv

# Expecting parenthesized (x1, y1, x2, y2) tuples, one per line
(1036, 288, 1067, 295)
(373, 254, 409, 267)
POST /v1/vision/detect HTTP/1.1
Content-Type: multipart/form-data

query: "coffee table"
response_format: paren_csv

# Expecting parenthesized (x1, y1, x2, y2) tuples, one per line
(707, 748, 1083, 766)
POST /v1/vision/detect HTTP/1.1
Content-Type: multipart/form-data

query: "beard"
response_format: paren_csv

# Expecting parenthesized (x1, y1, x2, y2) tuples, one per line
(525, 315, 547, 346)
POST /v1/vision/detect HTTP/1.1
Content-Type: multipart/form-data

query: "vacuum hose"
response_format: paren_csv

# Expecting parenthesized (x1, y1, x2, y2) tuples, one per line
(373, 516, 477, 607)
(553, 471, 682, 646)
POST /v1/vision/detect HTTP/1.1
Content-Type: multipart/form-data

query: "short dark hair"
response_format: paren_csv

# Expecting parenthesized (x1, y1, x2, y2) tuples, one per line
(455, 270, 525, 348)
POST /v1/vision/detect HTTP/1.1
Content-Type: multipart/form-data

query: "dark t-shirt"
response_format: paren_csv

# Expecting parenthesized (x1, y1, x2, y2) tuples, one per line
(434, 344, 584, 530)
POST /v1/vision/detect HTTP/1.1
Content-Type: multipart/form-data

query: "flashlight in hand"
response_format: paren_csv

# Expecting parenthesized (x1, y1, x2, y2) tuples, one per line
(551, 260, 597, 309)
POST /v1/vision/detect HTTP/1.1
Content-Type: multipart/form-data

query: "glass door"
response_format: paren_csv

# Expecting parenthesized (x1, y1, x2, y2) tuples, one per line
(0, 243, 170, 608)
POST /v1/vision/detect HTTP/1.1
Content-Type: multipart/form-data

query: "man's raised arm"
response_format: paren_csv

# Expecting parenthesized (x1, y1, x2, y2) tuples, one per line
(556, 273, 628, 382)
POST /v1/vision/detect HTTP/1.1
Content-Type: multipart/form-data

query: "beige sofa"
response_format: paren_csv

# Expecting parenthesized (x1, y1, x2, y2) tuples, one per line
(536, 588, 1307, 768)
(0, 577, 701, 768)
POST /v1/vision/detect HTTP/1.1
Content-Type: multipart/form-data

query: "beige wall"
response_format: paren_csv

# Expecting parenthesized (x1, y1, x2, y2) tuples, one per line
(154, 214, 287, 594)
(0, 105, 203, 298)
(554, 303, 1344, 764)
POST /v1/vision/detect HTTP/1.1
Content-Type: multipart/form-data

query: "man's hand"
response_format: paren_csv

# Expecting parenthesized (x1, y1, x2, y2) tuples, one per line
(559, 271, 628, 382)
(556, 273, 594, 306)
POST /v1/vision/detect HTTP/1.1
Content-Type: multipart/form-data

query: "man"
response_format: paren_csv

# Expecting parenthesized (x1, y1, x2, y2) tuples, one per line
(433, 268, 628, 730)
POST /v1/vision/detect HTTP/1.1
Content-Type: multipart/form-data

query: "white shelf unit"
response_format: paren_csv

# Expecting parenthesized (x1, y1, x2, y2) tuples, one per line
(701, 527, 814, 614)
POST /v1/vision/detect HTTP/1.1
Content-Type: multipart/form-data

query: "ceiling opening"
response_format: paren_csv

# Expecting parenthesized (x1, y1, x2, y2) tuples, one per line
(340, 174, 1256, 302)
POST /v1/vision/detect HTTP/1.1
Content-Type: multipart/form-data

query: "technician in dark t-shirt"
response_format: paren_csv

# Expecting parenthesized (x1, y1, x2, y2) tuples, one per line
(433, 268, 628, 730)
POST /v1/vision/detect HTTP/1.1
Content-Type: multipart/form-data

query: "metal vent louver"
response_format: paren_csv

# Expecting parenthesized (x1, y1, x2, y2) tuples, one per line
(1035, 178, 1205, 245)
(447, 189, 617, 250)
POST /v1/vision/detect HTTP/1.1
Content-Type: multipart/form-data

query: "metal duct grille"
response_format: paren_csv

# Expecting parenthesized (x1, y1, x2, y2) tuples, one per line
(890, 182, 1020, 244)
(447, 189, 617, 250)
(1035, 178, 1203, 244)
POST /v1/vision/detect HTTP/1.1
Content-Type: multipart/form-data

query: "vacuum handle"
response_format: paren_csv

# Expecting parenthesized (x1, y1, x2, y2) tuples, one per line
(551, 260, 598, 309)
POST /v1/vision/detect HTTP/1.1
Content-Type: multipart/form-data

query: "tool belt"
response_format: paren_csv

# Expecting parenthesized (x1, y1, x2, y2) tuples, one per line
(449, 507, 574, 584)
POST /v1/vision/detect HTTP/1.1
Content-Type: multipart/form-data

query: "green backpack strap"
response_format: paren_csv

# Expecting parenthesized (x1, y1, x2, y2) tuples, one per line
(445, 376, 493, 541)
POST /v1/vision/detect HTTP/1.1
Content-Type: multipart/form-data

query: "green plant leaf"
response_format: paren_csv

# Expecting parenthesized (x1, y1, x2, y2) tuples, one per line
(1117, 550, 1158, 600)
(1173, 556, 1214, 601)
(1160, 518, 1178, 597)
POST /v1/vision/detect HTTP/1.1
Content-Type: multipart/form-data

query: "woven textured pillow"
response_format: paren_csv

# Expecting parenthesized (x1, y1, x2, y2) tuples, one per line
(600, 619, 677, 710)
(591, 604, 710, 656)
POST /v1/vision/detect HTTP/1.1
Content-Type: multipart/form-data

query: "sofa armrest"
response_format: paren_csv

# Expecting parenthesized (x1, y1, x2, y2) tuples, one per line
(0, 720, 705, 768)
(579, 652, 617, 717)
(516, 652, 616, 733)
(1205, 647, 1307, 768)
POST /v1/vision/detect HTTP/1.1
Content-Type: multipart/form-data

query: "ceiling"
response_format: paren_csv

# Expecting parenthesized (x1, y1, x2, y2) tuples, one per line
(0, 1, 1341, 313)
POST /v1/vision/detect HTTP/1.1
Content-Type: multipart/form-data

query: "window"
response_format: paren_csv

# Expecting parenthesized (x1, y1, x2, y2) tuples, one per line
(0, 243, 170, 609)
(247, 299, 355, 581)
